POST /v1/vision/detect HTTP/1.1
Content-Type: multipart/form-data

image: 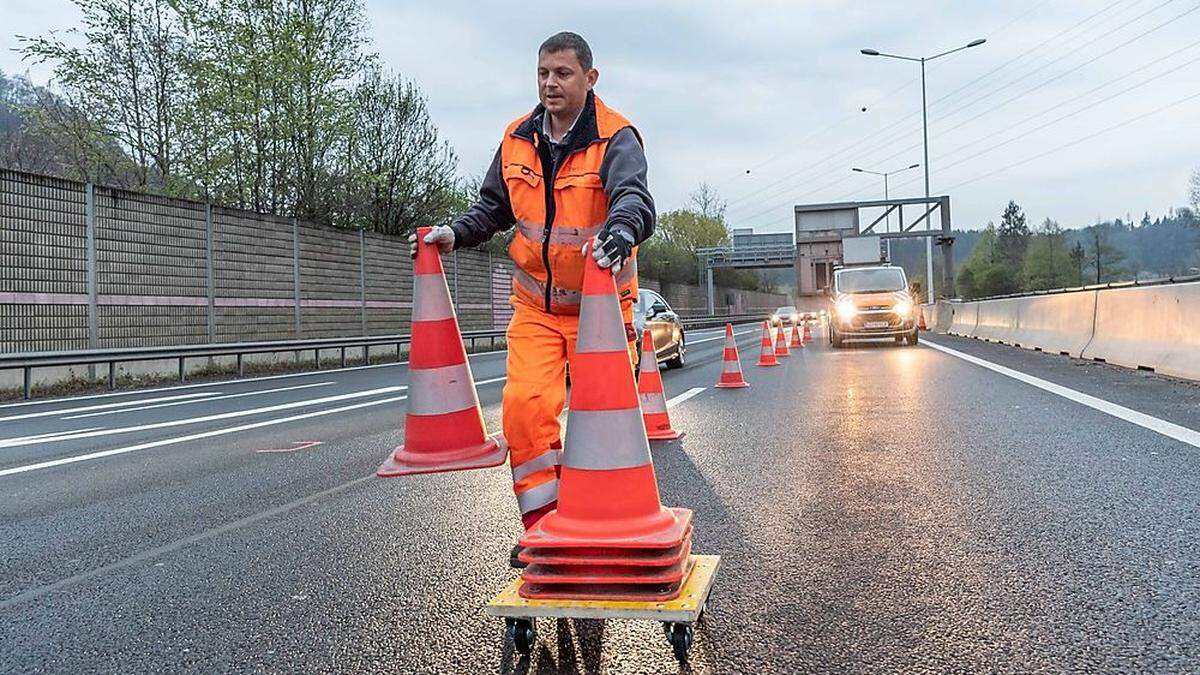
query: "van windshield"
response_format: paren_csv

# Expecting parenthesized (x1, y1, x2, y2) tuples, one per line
(836, 268, 906, 294)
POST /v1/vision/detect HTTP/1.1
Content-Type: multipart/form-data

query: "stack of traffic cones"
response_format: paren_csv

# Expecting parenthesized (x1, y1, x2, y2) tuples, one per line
(377, 227, 507, 477)
(774, 322, 791, 357)
(715, 323, 749, 388)
(637, 330, 682, 441)
(756, 321, 779, 367)
(517, 246, 693, 601)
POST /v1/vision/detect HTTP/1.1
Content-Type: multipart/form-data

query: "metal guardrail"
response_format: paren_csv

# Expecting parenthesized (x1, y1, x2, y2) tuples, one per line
(950, 273, 1200, 303)
(1, 315, 772, 400)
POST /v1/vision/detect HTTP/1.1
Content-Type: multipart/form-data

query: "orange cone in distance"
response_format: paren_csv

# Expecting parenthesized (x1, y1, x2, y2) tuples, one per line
(715, 323, 750, 389)
(637, 329, 682, 441)
(774, 321, 791, 357)
(789, 321, 802, 348)
(756, 321, 779, 367)
(803, 322, 813, 344)
(518, 244, 693, 601)
(918, 307, 928, 331)
(377, 227, 506, 477)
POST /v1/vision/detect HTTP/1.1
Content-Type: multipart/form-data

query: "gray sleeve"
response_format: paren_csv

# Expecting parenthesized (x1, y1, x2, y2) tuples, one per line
(599, 127, 656, 245)
(449, 146, 514, 249)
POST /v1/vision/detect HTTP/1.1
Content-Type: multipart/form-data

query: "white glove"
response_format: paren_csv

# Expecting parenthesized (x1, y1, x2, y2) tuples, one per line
(409, 225, 456, 258)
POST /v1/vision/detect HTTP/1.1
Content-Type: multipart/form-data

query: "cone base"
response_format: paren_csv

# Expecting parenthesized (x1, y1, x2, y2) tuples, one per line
(715, 380, 750, 389)
(755, 361, 780, 367)
(519, 527, 693, 567)
(521, 549, 690, 586)
(376, 434, 507, 477)
(646, 428, 683, 441)
(518, 558, 695, 601)
(521, 507, 692, 550)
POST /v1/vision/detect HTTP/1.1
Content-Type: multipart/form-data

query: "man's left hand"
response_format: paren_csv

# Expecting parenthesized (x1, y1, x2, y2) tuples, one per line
(589, 226, 634, 275)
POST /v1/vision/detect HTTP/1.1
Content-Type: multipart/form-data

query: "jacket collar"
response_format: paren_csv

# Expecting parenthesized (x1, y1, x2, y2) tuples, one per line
(513, 90, 601, 156)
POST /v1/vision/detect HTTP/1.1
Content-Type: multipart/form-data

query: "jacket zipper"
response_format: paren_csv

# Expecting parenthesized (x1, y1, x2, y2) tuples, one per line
(536, 135, 557, 314)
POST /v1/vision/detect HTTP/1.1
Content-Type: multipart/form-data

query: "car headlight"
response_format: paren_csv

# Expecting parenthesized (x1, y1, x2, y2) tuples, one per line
(894, 300, 913, 317)
(835, 300, 857, 319)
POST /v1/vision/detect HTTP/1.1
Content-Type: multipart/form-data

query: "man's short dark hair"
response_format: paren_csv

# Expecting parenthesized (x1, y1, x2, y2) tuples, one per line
(539, 31, 593, 71)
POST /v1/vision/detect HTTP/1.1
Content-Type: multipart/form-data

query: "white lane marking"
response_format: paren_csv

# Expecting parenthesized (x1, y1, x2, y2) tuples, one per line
(0, 375, 509, 477)
(0, 427, 106, 444)
(666, 387, 706, 408)
(0, 392, 221, 422)
(62, 382, 334, 420)
(0, 349, 509, 410)
(0, 386, 407, 448)
(921, 339, 1200, 450)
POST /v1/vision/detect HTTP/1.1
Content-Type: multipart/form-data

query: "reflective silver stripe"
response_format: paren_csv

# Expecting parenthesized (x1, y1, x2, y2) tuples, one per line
(516, 220, 544, 243)
(512, 267, 543, 296)
(516, 478, 559, 514)
(575, 294, 627, 353)
(725, 334, 736, 349)
(615, 256, 637, 285)
(639, 346, 658, 373)
(722, 360, 742, 374)
(549, 224, 602, 247)
(511, 448, 560, 483)
(406, 362, 480, 415)
(639, 391, 667, 414)
(563, 409, 651, 470)
(412, 274, 454, 322)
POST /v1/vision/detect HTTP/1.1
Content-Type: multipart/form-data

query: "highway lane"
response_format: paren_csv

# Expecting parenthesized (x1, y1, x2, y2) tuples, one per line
(3, 325, 1200, 672)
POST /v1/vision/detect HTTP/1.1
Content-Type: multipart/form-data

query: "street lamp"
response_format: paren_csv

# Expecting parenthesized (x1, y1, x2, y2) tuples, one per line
(860, 38, 986, 302)
(851, 163, 920, 260)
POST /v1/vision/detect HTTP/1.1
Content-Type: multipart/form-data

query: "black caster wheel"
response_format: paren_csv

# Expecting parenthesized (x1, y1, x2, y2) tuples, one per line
(664, 622, 694, 661)
(506, 618, 536, 655)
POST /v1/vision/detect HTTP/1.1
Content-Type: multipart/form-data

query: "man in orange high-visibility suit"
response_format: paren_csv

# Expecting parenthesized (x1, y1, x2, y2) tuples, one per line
(408, 31, 655, 567)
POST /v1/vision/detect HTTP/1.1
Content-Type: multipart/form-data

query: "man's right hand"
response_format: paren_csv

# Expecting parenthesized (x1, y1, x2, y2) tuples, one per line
(409, 225, 456, 259)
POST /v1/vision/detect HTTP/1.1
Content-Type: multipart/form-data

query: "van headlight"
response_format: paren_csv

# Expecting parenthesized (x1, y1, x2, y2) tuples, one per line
(894, 300, 912, 317)
(836, 300, 857, 319)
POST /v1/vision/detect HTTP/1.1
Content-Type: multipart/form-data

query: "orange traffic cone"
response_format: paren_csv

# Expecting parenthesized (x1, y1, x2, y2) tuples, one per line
(517, 245, 693, 601)
(802, 322, 813, 344)
(756, 321, 779, 367)
(774, 322, 791, 357)
(637, 329, 682, 441)
(376, 227, 506, 477)
(918, 307, 928, 331)
(715, 323, 750, 389)
(789, 321, 802, 348)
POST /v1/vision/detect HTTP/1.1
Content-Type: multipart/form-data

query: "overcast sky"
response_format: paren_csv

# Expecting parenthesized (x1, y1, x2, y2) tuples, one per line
(3, 0, 1199, 234)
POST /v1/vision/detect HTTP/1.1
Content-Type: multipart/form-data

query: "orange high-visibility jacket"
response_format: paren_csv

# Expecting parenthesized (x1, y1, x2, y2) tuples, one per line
(450, 91, 656, 315)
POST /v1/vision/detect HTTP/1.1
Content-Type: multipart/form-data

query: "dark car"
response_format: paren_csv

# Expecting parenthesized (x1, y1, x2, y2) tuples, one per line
(633, 289, 686, 369)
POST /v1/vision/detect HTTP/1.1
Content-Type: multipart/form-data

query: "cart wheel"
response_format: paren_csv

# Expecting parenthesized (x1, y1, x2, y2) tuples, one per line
(506, 618, 536, 655)
(665, 622, 694, 661)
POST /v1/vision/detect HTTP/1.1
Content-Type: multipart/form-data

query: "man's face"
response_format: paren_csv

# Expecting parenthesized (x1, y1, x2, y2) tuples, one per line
(538, 49, 597, 117)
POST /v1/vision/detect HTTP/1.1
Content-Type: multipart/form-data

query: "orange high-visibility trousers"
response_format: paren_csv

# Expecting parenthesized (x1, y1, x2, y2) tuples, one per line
(503, 297, 637, 528)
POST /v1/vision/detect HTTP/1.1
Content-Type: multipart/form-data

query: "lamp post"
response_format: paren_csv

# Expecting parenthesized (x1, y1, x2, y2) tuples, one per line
(852, 163, 920, 261)
(860, 38, 986, 302)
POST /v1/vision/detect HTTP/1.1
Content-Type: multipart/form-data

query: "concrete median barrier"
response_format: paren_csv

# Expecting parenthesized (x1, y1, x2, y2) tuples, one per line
(946, 301, 979, 337)
(972, 298, 1021, 344)
(1081, 282, 1200, 380)
(1010, 291, 1097, 357)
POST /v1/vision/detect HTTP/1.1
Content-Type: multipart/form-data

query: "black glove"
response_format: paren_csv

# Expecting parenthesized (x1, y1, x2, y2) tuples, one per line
(591, 226, 634, 274)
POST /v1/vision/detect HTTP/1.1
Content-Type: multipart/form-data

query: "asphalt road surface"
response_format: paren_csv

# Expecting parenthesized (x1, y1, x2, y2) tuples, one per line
(3, 323, 1199, 673)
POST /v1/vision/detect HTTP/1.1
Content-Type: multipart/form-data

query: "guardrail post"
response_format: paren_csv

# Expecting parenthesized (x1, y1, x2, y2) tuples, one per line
(23, 367, 31, 400)
(108, 363, 116, 389)
(340, 347, 346, 368)
(178, 356, 185, 383)
(237, 353, 244, 377)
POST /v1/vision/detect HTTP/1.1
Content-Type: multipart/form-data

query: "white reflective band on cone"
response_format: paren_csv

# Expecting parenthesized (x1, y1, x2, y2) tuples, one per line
(639, 347, 657, 373)
(511, 448, 560, 483)
(412, 274, 455, 322)
(723, 360, 742, 373)
(638, 392, 667, 414)
(406, 362, 480, 415)
(563, 408, 652, 470)
(575, 294, 628, 353)
(517, 478, 559, 513)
